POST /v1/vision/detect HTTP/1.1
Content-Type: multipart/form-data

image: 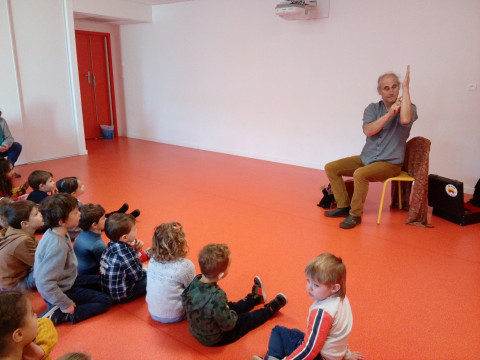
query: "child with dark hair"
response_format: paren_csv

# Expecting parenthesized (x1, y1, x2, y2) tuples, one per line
(182, 243, 287, 347)
(100, 213, 147, 303)
(146, 222, 195, 323)
(0, 158, 14, 197)
(27, 170, 56, 204)
(34, 193, 111, 325)
(0, 200, 44, 291)
(74, 204, 107, 275)
(0, 158, 28, 199)
(252, 253, 363, 360)
(55, 177, 85, 198)
(0, 290, 57, 360)
(55, 177, 85, 241)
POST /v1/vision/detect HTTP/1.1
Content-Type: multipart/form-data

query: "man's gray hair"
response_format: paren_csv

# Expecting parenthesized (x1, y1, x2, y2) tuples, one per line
(377, 72, 400, 88)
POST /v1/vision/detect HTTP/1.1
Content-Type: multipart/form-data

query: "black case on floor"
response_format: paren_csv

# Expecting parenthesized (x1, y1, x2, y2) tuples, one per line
(428, 174, 480, 226)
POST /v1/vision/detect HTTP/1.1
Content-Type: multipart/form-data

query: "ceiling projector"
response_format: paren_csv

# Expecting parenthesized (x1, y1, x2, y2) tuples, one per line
(275, 3, 311, 20)
(275, 0, 322, 20)
(275, 0, 324, 20)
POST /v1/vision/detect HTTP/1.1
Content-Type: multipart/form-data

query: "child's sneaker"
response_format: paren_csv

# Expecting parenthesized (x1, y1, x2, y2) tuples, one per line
(41, 305, 71, 325)
(40, 305, 59, 319)
(251, 276, 267, 305)
(265, 293, 287, 315)
(130, 209, 141, 218)
(117, 203, 129, 213)
(251, 356, 263, 360)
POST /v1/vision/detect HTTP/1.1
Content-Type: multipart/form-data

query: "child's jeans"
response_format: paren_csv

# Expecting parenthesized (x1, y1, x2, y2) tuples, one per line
(22, 268, 36, 290)
(118, 276, 147, 304)
(0, 268, 35, 292)
(266, 325, 323, 360)
(44, 274, 111, 324)
(151, 313, 186, 323)
(214, 294, 271, 346)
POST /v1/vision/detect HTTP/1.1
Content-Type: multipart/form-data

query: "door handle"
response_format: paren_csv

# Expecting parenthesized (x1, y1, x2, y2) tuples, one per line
(93, 75, 96, 89)
(84, 71, 91, 84)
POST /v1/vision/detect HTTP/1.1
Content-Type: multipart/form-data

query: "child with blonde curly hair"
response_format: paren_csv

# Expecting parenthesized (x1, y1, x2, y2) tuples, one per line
(146, 222, 195, 323)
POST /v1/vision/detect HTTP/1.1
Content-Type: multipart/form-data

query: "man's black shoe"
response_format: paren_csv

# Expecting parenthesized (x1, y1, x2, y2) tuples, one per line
(339, 215, 362, 229)
(324, 207, 351, 218)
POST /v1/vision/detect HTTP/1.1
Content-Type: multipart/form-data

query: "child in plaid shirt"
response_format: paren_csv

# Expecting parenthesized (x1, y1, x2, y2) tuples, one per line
(100, 213, 147, 303)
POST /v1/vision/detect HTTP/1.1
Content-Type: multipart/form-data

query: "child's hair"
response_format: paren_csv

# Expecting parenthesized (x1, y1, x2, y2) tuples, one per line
(79, 204, 106, 231)
(104, 213, 135, 242)
(0, 197, 15, 228)
(198, 243, 231, 279)
(0, 290, 28, 352)
(4, 200, 37, 229)
(150, 222, 188, 263)
(56, 177, 80, 194)
(0, 158, 13, 196)
(39, 193, 78, 229)
(56, 352, 92, 360)
(28, 170, 53, 191)
(305, 253, 346, 299)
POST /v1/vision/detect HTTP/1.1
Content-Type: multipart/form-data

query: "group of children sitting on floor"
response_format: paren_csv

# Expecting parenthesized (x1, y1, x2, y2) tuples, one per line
(0, 156, 363, 360)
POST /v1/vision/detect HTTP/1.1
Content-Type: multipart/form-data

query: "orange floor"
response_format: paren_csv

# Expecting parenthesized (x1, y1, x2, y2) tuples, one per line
(13, 137, 480, 360)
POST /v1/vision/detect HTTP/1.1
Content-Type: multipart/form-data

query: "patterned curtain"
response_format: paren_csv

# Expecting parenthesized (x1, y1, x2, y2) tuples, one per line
(391, 136, 432, 227)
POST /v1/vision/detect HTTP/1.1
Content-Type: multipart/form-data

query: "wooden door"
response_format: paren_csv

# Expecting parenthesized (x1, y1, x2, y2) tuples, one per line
(75, 31, 116, 139)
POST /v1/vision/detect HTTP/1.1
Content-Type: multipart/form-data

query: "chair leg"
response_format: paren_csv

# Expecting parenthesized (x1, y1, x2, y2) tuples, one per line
(398, 181, 402, 210)
(377, 179, 390, 224)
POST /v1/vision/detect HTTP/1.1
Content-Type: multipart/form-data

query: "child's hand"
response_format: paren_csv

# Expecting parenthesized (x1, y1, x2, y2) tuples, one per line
(52, 187, 58, 194)
(348, 352, 364, 360)
(21, 181, 29, 192)
(64, 302, 76, 314)
(0, 145, 8, 152)
(130, 239, 144, 252)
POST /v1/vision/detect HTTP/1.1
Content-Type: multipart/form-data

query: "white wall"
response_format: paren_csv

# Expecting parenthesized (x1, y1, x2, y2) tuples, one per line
(119, 0, 480, 192)
(0, 0, 85, 163)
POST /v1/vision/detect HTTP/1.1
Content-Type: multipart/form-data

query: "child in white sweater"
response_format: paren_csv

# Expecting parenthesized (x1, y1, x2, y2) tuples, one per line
(146, 222, 195, 323)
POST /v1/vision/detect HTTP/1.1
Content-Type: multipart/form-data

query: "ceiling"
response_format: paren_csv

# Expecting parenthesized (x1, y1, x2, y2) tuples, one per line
(126, 0, 192, 5)
(73, 0, 192, 24)
(74, 12, 142, 25)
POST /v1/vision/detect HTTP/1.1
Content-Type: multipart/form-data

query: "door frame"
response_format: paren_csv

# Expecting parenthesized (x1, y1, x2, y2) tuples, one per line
(75, 30, 118, 138)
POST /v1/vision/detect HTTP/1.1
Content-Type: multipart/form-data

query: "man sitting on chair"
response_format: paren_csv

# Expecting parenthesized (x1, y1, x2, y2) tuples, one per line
(0, 110, 22, 178)
(324, 65, 418, 229)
